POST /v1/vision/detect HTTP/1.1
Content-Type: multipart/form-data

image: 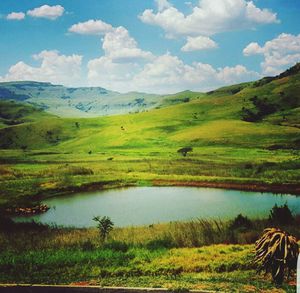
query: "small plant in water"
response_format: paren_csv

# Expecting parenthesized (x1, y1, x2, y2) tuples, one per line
(93, 216, 114, 242)
(254, 228, 299, 285)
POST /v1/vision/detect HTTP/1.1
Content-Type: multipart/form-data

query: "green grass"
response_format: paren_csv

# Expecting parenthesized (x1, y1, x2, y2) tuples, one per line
(0, 64, 300, 291)
(0, 89, 299, 208)
(0, 217, 298, 292)
(0, 145, 299, 208)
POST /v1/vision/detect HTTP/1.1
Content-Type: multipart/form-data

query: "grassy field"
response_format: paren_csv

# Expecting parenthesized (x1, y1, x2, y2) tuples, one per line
(0, 65, 300, 208)
(0, 216, 299, 292)
(0, 65, 299, 291)
(1, 145, 299, 209)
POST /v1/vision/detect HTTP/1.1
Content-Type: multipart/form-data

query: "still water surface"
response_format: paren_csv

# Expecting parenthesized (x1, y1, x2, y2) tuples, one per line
(14, 187, 300, 227)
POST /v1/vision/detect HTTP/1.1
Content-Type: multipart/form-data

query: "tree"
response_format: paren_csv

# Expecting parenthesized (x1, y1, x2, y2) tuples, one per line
(177, 147, 193, 157)
(254, 228, 299, 285)
(93, 216, 114, 242)
(269, 203, 294, 225)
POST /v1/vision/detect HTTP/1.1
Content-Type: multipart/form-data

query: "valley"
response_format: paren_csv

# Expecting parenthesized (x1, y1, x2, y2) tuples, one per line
(0, 64, 300, 293)
(0, 64, 299, 209)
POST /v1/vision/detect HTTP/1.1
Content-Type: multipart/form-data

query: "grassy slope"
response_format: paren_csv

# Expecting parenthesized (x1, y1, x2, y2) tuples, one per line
(0, 67, 300, 291)
(0, 219, 298, 292)
(1, 68, 299, 150)
(0, 100, 53, 129)
(0, 244, 286, 292)
(0, 66, 300, 206)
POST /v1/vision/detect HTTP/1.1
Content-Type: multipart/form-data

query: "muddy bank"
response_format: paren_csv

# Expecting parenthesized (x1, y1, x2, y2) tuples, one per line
(5, 204, 49, 216)
(152, 180, 300, 195)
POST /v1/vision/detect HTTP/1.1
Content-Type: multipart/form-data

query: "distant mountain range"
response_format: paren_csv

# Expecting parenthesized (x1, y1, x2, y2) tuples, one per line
(0, 81, 202, 117)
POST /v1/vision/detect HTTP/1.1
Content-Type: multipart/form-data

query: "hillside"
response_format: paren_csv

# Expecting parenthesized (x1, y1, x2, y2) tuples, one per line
(0, 64, 299, 208)
(0, 64, 299, 151)
(0, 100, 53, 129)
(0, 81, 202, 117)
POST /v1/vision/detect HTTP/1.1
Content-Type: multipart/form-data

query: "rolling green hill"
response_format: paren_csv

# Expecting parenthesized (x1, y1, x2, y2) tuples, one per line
(0, 64, 299, 151)
(0, 64, 299, 207)
(0, 100, 54, 129)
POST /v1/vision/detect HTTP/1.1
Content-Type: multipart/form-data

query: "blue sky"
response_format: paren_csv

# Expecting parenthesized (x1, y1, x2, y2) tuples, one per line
(0, 0, 299, 93)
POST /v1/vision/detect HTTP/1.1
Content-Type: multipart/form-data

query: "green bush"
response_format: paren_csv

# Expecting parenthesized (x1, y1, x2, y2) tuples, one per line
(230, 214, 253, 231)
(268, 203, 294, 225)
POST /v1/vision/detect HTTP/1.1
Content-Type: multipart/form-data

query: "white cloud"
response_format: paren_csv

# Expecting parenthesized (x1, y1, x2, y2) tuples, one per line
(243, 42, 264, 56)
(243, 33, 300, 75)
(80, 18, 260, 93)
(216, 64, 258, 84)
(1, 13, 261, 93)
(88, 52, 259, 93)
(27, 5, 64, 20)
(88, 56, 141, 92)
(102, 26, 154, 62)
(156, 0, 172, 12)
(139, 0, 279, 38)
(7, 12, 25, 20)
(87, 25, 155, 91)
(69, 19, 113, 35)
(181, 36, 218, 51)
(0, 50, 82, 86)
(69, 19, 153, 62)
(246, 1, 279, 24)
(132, 54, 259, 93)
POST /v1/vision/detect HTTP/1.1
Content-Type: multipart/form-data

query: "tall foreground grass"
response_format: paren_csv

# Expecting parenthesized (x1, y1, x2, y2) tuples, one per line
(1, 216, 300, 252)
(0, 216, 299, 291)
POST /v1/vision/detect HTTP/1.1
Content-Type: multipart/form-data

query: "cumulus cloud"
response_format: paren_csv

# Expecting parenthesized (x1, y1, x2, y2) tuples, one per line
(69, 18, 153, 62)
(102, 26, 154, 62)
(243, 42, 264, 56)
(84, 20, 259, 93)
(156, 0, 172, 12)
(246, 1, 279, 24)
(88, 56, 141, 92)
(78, 18, 260, 93)
(140, 0, 278, 38)
(0, 50, 82, 86)
(87, 25, 155, 90)
(132, 54, 259, 93)
(69, 19, 113, 35)
(243, 33, 300, 75)
(88, 52, 259, 93)
(27, 5, 64, 20)
(1, 13, 261, 93)
(7, 12, 25, 20)
(181, 36, 218, 51)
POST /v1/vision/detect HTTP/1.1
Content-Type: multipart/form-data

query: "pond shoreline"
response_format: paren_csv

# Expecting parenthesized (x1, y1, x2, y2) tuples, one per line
(3, 178, 300, 214)
(152, 179, 300, 195)
(47, 179, 300, 199)
(11, 184, 300, 228)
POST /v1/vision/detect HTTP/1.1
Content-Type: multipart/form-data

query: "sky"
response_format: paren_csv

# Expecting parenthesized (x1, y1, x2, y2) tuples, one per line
(0, 0, 299, 94)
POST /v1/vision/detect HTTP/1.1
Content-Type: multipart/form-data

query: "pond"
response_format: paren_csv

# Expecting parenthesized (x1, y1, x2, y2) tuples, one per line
(14, 187, 300, 227)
